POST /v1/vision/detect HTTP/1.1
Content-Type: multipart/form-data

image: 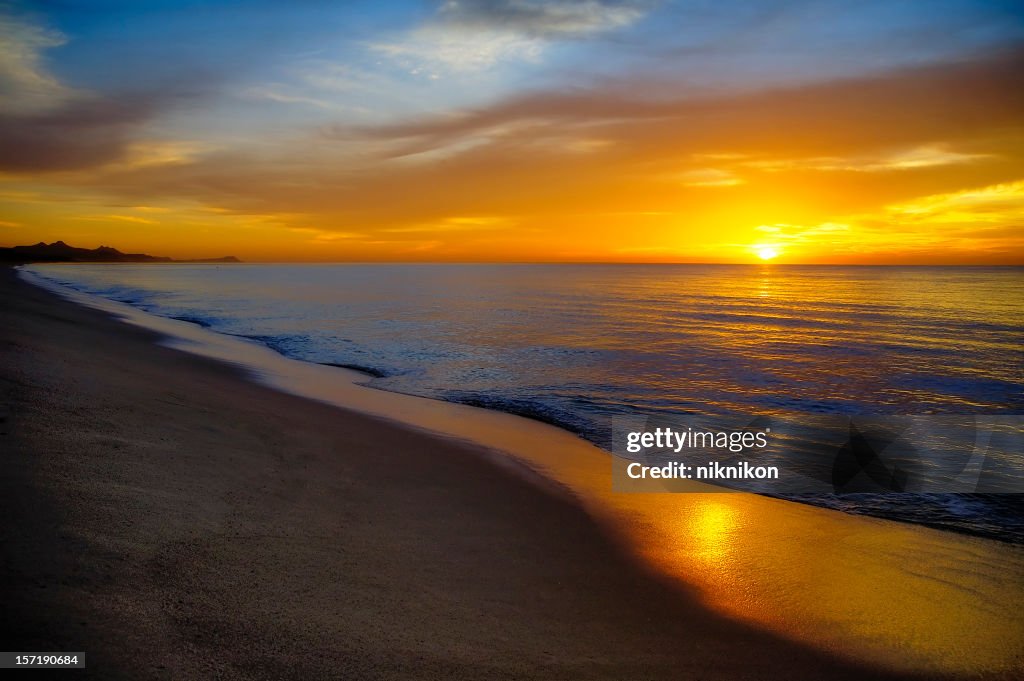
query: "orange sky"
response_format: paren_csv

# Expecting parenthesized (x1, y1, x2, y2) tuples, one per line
(1, 4, 1022, 264)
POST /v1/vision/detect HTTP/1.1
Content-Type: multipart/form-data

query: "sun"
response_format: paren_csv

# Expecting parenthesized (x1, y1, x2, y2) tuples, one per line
(756, 246, 779, 261)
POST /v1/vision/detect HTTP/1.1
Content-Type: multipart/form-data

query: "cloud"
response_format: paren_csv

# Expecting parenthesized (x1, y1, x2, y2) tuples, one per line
(370, 25, 544, 74)
(243, 85, 334, 109)
(0, 12, 211, 173)
(100, 49, 1022, 198)
(21, 46, 1023, 263)
(73, 213, 158, 225)
(369, 0, 648, 75)
(0, 95, 165, 172)
(438, 0, 647, 39)
(676, 168, 744, 187)
(299, 47, 1024, 229)
(754, 221, 852, 245)
(382, 215, 513, 233)
(345, 47, 1024, 158)
(885, 179, 1024, 224)
(743, 144, 992, 173)
(0, 13, 74, 115)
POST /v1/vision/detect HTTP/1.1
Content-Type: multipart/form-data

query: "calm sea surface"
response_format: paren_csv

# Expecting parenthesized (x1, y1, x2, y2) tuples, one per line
(29, 263, 1024, 541)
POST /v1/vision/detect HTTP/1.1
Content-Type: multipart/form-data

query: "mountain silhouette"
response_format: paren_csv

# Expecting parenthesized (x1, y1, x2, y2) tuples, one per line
(0, 241, 240, 264)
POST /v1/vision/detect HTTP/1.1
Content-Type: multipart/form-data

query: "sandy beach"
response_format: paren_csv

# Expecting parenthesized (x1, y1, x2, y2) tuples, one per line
(0, 269, 948, 681)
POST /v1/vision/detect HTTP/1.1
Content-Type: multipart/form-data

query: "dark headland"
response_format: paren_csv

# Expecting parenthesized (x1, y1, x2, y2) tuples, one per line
(0, 240, 240, 264)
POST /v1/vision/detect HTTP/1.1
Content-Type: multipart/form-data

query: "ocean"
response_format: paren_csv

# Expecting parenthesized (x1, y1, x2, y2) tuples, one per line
(27, 263, 1024, 542)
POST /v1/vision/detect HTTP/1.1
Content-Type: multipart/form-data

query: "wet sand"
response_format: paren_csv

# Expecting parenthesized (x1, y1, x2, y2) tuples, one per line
(0, 266, 1006, 680)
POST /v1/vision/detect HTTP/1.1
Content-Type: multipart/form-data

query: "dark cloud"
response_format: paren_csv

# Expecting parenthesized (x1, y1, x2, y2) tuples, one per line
(0, 95, 161, 172)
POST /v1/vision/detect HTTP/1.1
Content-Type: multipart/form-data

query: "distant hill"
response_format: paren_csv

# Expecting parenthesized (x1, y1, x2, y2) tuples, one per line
(0, 241, 240, 264)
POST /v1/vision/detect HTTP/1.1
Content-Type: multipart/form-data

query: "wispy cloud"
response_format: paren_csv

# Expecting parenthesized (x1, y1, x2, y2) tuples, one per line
(0, 13, 74, 115)
(288, 226, 364, 244)
(743, 144, 992, 173)
(383, 215, 513, 233)
(73, 213, 158, 225)
(439, 0, 647, 39)
(676, 168, 744, 187)
(369, 0, 648, 76)
(886, 179, 1024, 223)
(242, 85, 334, 109)
(370, 26, 544, 75)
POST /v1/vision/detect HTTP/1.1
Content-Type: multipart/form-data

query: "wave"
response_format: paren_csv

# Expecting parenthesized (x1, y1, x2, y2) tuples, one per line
(782, 492, 1024, 544)
(319, 362, 390, 378)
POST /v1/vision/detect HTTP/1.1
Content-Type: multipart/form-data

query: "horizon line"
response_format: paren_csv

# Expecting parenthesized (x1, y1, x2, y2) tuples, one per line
(17, 260, 1024, 267)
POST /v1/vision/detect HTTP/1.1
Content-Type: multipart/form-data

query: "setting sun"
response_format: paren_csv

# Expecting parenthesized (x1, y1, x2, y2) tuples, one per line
(757, 246, 780, 261)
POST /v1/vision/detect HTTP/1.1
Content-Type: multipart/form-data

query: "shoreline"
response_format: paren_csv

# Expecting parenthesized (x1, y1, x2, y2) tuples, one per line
(3, 266, 1022, 678)
(22, 266, 1024, 545)
(24, 262, 1024, 544)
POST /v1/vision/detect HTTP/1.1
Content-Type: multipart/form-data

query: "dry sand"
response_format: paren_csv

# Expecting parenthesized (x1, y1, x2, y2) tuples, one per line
(0, 267, 949, 680)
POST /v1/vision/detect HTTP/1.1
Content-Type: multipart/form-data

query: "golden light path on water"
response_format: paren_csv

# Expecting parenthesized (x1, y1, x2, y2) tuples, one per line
(23, 268, 1024, 678)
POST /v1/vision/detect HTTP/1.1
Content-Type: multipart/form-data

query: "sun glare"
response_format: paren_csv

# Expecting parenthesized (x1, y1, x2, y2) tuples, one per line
(756, 246, 779, 261)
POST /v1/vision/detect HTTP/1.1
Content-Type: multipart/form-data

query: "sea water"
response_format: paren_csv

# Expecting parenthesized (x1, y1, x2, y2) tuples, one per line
(27, 263, 1024, 542)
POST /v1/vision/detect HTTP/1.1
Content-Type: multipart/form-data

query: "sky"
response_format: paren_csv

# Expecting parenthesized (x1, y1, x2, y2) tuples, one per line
(1, 0, 1022, 263)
